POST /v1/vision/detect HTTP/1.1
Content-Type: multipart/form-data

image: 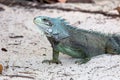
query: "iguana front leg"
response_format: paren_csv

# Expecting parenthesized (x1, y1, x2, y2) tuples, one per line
(42, 48, 61, 64)
(42, 37, 61, 64)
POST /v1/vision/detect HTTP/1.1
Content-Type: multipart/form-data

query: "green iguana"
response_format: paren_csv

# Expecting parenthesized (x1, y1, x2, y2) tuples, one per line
(33, 16, 120, 64)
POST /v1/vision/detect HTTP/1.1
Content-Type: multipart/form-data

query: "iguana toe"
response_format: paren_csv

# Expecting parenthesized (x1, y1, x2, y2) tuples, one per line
(42, 59, 62, 64)
(75, 58, 90, 64)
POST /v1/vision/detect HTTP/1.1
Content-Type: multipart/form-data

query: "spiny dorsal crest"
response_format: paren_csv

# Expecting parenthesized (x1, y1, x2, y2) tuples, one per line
(56, 17, 69, 25)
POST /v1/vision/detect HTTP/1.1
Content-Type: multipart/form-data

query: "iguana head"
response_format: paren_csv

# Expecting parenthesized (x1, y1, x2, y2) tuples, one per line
(33, 16, 69, 41)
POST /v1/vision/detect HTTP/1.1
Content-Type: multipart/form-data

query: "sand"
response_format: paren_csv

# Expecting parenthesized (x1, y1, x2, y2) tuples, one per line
(0, 1, 120, 80)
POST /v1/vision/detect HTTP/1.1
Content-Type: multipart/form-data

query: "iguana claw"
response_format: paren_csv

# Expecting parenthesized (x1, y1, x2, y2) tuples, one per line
(42, 59, 62, 64)
(75, 58, 91, 64)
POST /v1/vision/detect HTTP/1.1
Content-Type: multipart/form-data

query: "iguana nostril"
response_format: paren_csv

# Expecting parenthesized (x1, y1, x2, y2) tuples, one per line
(34, 17, 37, 20)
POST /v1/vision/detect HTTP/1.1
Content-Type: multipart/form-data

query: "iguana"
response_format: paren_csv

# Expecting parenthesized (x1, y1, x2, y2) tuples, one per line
(33, 16, 120, 64)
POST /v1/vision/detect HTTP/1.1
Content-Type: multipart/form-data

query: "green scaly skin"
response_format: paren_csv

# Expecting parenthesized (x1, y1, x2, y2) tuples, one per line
(33, 16, 120, 64)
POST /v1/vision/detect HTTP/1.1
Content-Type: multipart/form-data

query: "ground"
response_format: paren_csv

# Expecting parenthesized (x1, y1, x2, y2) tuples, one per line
(0, 1, 120, 80)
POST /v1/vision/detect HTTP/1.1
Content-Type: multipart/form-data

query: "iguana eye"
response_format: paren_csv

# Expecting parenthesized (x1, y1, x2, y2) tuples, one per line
(43, 18, 49, 22)
(42, 18, 53, 27)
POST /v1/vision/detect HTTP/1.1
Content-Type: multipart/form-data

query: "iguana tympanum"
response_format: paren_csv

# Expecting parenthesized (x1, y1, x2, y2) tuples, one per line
(33, 16, 120, 64)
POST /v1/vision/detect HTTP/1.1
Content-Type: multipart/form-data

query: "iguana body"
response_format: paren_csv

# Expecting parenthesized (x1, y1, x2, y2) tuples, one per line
(33, 16, 120, 64)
